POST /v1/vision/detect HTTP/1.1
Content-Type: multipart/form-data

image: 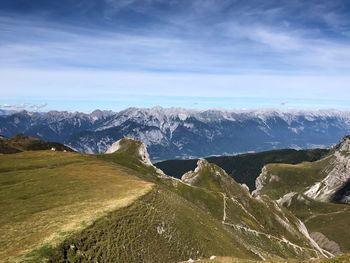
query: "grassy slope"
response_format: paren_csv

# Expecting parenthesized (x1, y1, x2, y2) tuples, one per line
(49, 187, 255, 263)
(179, 160, 322, 258)
(0, 151, 153, 262)
(44, 151, 260, 262)
(257, 157, 350, 253)
(0, 134, 74, 154)
(257, 156, 334, 200)
(155, 148, 330, 191)
(0, 142, 335, 263)
(46, 149, 323, 262)
(287, 196, 350, 253)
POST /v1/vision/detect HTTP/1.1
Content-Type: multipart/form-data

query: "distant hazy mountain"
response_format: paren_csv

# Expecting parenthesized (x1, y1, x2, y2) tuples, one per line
(1, 107, 350, 160)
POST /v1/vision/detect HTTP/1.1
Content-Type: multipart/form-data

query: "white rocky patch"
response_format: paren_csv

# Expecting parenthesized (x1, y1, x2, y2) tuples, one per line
(105, 140, 121, 154)
(310, 232, 342, 256)
(295, 219, 333, 258)
(105, 138, 167, 177)
(181, 158, 208, 185)
(269, 175, 280, 183)
(277, 192, 298, 208)
(157, 222, 166, 235)
(252, 166, 269, 196)
(138, 142, 153, 166)
(241, 184, 250, 192)
(304, 150, 350, 201)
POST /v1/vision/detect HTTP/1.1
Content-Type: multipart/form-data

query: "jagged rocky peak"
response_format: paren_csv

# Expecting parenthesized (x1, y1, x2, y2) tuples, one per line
(181, 158, 229, 185)
(180, 158, 248, 195)
(105, 138, 152, 166)
(303, 136, 350, 203)
(335, 135, 350, 152)
(181, 158, 210, 185)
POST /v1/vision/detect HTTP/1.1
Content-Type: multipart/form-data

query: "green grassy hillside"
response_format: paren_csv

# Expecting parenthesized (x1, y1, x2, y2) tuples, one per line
(254, 156, 334, 200)
(254, 156, 350, 254)
(155, 148, 330, 191)
(0, 150, 153, 262)
(0, 139, 334, 262)
(47, 151, 329, 262)
(0, 134, 74, 154)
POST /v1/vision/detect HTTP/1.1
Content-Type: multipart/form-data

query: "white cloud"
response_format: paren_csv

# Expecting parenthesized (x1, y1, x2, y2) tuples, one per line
(1, 11, 350, 75)
(0, 102, 48, 111)
(0, 1, 350, 109)
(29, 103, 48, 111)
(1, 103, 29, 109)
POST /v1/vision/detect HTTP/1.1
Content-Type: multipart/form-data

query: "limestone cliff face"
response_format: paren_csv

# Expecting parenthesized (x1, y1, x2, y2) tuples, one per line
(335, 135, 350, 152)
(105, 138, 165, 177)
(253, 135, 350, 204)
(105, 138, 152, 166)
(252, 166, 268, 197)
(181, 158, 211, 186)
(304, 136, 350, 203)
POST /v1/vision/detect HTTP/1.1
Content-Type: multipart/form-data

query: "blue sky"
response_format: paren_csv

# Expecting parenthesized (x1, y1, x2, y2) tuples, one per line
(1, 0, 350, 112)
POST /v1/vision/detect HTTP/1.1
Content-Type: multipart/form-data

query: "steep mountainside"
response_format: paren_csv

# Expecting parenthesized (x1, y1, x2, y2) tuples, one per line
(253, 136, 350, 254)
(0, 134, 74, 154)
(155, 148, 330, 191)
(0, 138, 333, 262)
(1, 107, 350, 160)
(48, 144, 330, 262)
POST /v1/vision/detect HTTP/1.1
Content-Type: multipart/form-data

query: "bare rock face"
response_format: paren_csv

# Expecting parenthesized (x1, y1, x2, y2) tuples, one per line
(105, 138, 152, 166)
(105, 140, 122, 154)
(105, 138, 166, 177)
(252, 166, 268, 196)
(181, 158, 208, 186)
(335, 135, 350, 152)
(310, 232, 342, 256)
(304, 136, 350, 202)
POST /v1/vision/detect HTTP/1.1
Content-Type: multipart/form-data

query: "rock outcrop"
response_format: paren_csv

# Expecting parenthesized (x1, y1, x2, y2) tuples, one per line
(105, 138, 166, 177)
(105, 138, 152, 166)
(304, 136, 350, 202)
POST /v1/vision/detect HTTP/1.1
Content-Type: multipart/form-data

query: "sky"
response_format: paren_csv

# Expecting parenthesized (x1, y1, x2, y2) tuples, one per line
(1, 0, 350, 112)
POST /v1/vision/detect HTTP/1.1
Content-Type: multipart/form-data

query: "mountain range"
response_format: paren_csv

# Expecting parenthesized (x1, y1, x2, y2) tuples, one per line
(1, 107, 350, 160)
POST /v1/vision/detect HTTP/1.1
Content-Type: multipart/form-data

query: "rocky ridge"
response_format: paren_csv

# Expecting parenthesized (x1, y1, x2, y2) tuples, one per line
(179, 158, 331, 259)
(304, 136, 350, 202)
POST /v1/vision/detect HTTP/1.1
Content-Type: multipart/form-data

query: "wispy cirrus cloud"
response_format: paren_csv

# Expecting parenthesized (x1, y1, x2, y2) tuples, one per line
(1, 103, 29, 109)
(0, 0, 350, 110)
(0, 102, 48, 111)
